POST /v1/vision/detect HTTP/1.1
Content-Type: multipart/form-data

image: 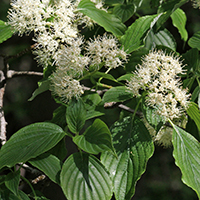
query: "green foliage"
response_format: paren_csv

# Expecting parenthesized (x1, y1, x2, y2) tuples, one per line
(1, 0, 200, 199)
(77, 0, 127, 36)
(0, 20, 14, 44)
(170, 8, 188, 41)
(0, 123, 65, 169)
(171, 122, 200, 199)
(60, 153, 113, 200)
(101, 117, 154, 200)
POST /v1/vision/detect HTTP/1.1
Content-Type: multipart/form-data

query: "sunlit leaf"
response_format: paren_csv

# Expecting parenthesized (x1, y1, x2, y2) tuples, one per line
(171, 8, 188, 41)
(0, 20, 14, 44)
(101, 116, 154, 200)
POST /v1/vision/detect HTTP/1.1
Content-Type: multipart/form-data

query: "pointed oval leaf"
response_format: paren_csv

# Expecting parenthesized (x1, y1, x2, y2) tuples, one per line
(29, 153, 62, 184)
(0, 20, 14, 44)
(28, 80, 50, 101)
(188, 31, 200, 50)
(77, 0, 126, 36)
(170, 8, 188, 41)
(101, 116, 154, 200)
(73, 119, 116, 155)
(5, 171, 20, 196)
(171, 123, 200, 198)
(102, 86, 133, 103)
(0, 122, 65, 169)
(113, 4, 136, 23)
(120, 14, 160, 53)
(60, 153, 113, 200)
(66, 98, 87, 134)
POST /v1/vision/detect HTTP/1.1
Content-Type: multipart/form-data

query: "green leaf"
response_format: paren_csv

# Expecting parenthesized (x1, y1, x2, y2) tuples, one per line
(125, 48, 149, 72)
(91, 71, 118, 82)
(143, 105, 165, 132)
(102, 86, 133, 103)
(82, 92, 101, 111)
(113, 4, 136, 23)
(47, 138, 67, 161)
(86, 110, 105, 120)
(188, 31, 200, 51)
(73, 119, 116, 155)
(77, 0, 127, 36)
(51, 105, 67, 129)
(156, 0, 189, 31)
(182, 48, 200, 74)
(0, 20, 14, 44)
(101, 116, 154, 200)
(120, 14, 161, 53)
(145, 29, 176, 51)
(187, 102, 200, 132)
(66, 98, 87, 134)
(28, 79, 50, 101)
(60, 153, 113, 200)
(29, 153, 62, 184)
(171, 123, 200, 198)
(170, 8, 188, 41)
(117, 74, 133, 82)
(5, 171, 20, 196)
(0, 122, 65, 169)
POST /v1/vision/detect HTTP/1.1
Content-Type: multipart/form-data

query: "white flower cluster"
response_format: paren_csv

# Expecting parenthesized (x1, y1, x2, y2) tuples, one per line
(127, 50, 190, 120)
(7, 0, 127, 102)
(49, 68, 84, 103)
(86, 34, 127, 69)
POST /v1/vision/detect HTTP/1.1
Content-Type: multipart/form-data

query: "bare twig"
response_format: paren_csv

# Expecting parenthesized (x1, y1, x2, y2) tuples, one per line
(0, 71, 7, 145)
(7, 70, 43, 78)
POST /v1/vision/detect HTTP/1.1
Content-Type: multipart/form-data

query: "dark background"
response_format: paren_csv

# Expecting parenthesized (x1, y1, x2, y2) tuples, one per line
(0, 0, 199, 199)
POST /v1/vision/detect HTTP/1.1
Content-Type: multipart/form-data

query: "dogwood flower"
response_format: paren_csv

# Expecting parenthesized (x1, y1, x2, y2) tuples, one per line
(86, 34, 128, 69)
(127, 50, 190, 120)
(49, 68, 84, 102)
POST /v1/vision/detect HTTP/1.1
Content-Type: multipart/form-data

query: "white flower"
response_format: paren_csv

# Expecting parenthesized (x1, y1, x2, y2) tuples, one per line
(55, 38, 90, 77)
(86, 34, 128, 69)
(49, 68, 84, 103)
(191, 0, 200, 8)
(127, 50, 190, 120)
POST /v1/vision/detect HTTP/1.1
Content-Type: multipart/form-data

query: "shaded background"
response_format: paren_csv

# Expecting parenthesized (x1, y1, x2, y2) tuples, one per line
(0, 0, 199, 199)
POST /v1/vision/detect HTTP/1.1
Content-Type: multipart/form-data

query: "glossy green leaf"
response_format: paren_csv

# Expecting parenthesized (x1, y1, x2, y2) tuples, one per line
(28, 79, 50, 101)
(91, 71, 118, 82)
(171, 8, 188, 41)
(60, 153, 113, 200)
(66, 98, 87, 134)
(29, 153, 62, 184)
(5, 171, 20, 196)
(101, 116, 154, 200)
(156, 0, 188, 31)
(0, 20, 14, 44)
(0, 122, 65, 169)
(187, 102, 200, 132)
(188, 31, 200, 50)
(171, 123, 200, 198)
(120, 14, 161, 53)
(77, 0, 126, 36)
(86, 110, 105, 120)
(113, 4, 136, 23)
(73, 119, 116, 155)
(82, 92, 101, 111)
(117, 74, 133, 82)
(102, 86, 133, 103)
(145, 29, 176, 51)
